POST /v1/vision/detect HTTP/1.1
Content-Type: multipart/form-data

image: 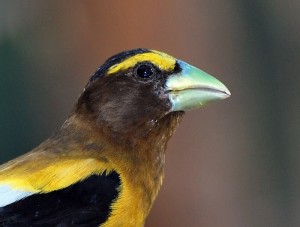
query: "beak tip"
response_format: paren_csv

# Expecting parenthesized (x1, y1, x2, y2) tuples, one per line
(217, 82, 231, 99)
(224, 88, 231, 98)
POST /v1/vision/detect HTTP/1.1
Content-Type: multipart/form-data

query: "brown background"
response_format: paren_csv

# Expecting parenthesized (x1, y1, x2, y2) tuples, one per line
(1, 1, 300, 226)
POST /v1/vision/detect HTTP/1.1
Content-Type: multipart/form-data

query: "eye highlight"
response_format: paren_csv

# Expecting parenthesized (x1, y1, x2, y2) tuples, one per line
(135, 63, 155, 79)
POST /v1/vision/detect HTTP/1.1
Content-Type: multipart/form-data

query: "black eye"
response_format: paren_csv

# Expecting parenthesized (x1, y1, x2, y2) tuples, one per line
(135, 63, 154, 78)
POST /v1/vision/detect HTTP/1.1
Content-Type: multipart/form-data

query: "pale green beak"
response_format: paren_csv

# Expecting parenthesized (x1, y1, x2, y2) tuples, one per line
(166, 60, 231, 111)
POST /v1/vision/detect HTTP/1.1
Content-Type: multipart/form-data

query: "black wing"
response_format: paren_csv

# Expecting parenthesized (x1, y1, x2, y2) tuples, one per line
(0, 171, 120, 227)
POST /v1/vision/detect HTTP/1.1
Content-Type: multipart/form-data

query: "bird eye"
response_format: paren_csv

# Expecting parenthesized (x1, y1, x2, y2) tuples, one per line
(135, 63, 154, 78)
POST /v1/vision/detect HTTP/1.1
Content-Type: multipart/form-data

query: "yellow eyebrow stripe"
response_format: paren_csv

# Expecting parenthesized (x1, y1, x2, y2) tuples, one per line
(107, 51, 176, 75)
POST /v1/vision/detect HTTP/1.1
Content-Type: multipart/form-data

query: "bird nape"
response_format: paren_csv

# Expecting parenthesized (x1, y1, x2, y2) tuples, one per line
(0, 48, 230, 227)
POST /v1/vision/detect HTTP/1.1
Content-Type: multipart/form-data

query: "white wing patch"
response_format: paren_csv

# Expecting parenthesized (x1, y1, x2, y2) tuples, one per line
(0, 184, 33, 207)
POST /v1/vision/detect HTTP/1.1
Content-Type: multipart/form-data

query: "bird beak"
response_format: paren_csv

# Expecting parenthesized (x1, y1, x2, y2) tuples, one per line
(166, 60, 231, 111)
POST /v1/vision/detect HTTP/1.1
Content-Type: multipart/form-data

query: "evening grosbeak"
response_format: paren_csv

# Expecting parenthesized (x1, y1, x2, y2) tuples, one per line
(0, 48, 230, 226)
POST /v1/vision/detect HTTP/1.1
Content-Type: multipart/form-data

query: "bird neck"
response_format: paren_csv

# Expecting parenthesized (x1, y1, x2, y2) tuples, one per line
(58, 111, 183, 165)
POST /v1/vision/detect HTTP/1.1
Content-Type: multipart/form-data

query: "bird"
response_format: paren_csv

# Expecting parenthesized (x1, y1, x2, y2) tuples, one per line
(0, 48, 230, 227)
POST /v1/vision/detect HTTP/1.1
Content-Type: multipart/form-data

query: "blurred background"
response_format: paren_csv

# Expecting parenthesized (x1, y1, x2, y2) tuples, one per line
(1, 1, 299, 226)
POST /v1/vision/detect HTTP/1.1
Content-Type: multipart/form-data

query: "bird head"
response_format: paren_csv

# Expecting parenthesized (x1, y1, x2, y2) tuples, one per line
(75, 48, 230, 145)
